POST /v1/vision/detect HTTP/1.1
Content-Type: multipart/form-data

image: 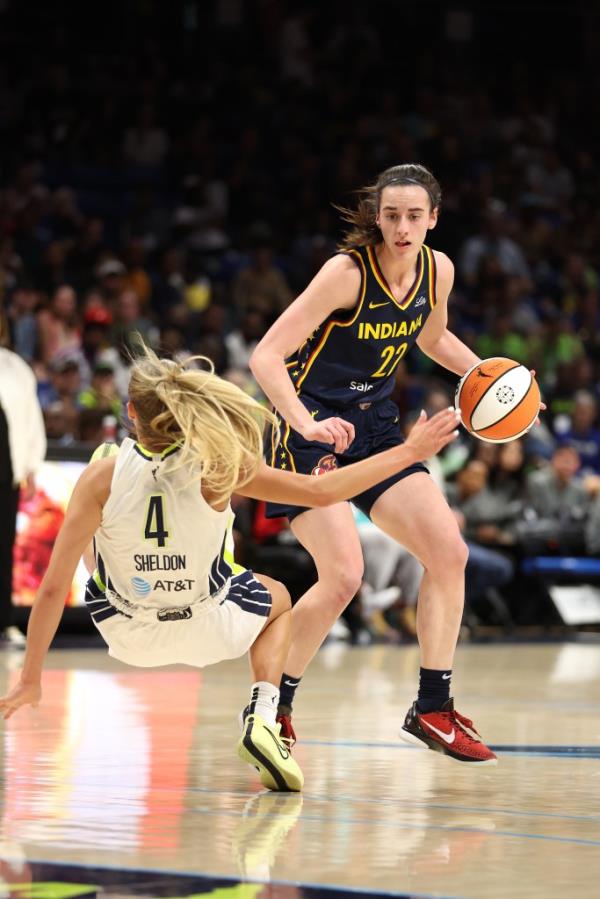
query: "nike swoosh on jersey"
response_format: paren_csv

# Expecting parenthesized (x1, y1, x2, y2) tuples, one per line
(421, 719, 456, 744)
(368, 300, 391, 309)
(442, 673, 451, 680)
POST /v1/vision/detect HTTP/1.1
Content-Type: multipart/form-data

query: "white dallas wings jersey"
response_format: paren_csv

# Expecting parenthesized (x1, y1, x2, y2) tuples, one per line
(94, 438, 239, 611)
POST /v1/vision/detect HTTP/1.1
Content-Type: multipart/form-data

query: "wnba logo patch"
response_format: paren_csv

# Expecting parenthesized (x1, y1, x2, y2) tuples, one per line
(312, 454, 338, 476)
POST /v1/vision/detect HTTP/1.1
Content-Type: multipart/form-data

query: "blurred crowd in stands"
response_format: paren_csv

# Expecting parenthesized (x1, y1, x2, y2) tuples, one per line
(1, 0, 599, 637)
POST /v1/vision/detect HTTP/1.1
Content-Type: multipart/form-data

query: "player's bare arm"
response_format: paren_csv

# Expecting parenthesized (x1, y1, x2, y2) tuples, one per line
(0, 462, 110, 719)
(250, 254, 361, 453)
(236, 407, 460, 506)
(416, 251, 480, 376)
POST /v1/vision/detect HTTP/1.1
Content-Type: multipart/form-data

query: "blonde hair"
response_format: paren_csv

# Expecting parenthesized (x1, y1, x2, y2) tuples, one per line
(128, 343, 279, 505)
(336, 163, 442, 250)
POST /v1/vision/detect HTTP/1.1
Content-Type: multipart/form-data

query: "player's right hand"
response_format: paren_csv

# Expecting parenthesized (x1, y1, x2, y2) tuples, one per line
(300, 417, 355, 454)
(404, 407, 461, 459)
(0, 681, 41, 720)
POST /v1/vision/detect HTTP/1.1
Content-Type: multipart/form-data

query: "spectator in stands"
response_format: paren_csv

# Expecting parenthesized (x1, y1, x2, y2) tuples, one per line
(445, 460, 515, 622)
(524, 444, 590, 553)
(37, 284, 81, 365)
(94, 259, 126, 304)
(6, 285, 40, 362)
(77, 361, 122, 420)
(0, 315, 46, 645)
(112, 288, 158, 351)
(232, 225, 293, 318)
(80, 306, 114, 374)
(448, 459, 519, 548)
(121, 239, 152, 309)
(585, 493, 600, 556)
(38, 351, 82, 413)
(225, 309, 267, 371)
(553, 391, 600, 475)
(122, 103, 169, 170)
(458, 200, 532, 291)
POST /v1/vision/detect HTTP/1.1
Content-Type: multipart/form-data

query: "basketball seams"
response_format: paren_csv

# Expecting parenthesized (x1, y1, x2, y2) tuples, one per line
(471, 366, 533, 431)
(475, 375, 540, 439)
(457, 359, 521, 431)
(473, 370, 531, 432)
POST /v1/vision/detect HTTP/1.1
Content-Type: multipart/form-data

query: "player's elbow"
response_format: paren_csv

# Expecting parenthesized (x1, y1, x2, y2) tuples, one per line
(249, 344, 271, 381)
(248, 346, 261, 376)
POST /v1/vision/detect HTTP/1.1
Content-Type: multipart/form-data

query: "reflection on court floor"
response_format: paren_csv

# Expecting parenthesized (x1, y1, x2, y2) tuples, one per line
(1, 642, 599, 899)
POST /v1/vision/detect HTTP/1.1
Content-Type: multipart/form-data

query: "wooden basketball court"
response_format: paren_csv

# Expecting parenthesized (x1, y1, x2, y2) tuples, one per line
(1, 640, 599, 898)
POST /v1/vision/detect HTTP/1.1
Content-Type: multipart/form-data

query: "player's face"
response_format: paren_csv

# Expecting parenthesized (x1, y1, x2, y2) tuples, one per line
(376, 185, 438, 257)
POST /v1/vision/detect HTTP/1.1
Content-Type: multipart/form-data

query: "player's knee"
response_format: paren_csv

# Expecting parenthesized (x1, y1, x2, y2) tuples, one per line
(322, 563, 364, 612)
(428, 532, 469, 577)
(269, 579, 292, 616)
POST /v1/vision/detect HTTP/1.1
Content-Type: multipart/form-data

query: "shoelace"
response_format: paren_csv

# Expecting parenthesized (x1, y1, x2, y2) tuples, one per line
(277, 715, 297, 749)
(450, 710, 482, 743)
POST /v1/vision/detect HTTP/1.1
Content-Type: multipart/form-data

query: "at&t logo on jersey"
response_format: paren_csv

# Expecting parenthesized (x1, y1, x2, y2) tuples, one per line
(311, 454, 338, 476)
(131, 576, 152, 597)
(131, 575, 195, 596)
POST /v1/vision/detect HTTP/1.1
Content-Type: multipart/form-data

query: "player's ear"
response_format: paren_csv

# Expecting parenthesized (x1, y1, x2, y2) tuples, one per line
(428, 206, 439, 230)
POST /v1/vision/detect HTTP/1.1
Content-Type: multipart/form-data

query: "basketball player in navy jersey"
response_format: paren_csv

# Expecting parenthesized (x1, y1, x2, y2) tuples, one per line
(251, 163, 509, 764)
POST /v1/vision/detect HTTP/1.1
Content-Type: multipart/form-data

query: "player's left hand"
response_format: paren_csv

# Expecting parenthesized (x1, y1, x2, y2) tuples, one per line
(531, 370, 546, 425)
(0, 681, 41, 720)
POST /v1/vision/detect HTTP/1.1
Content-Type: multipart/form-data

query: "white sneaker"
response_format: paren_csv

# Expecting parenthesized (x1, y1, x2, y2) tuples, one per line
(361, 585, 401, 612)
(0, 626, 26, 647)
(328, 618, 351, 641)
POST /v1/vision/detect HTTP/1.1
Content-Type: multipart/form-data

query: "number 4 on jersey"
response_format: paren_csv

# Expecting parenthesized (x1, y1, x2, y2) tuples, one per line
(144, 494, 170, 547)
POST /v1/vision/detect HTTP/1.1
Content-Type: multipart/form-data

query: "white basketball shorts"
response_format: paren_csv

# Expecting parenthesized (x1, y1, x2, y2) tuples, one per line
(84, 570, 272, 668)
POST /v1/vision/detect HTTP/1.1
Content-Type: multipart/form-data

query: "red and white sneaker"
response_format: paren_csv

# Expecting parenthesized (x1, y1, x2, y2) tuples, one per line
(276, 713, 297, 751)
(400, 699, 497, 765)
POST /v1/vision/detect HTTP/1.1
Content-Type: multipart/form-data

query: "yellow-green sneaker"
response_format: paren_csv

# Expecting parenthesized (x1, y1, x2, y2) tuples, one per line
(237, 713, 304, 792)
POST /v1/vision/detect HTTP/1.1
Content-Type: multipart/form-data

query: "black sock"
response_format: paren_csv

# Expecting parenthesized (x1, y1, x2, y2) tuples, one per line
(278, 673, 302, 714)
(417, 667, 452, 713)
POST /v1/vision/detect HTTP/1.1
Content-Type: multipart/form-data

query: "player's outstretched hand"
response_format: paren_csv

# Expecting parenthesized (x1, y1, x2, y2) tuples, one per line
(530, 369, 547, 425)
(404, 407, 461, 459)
(0, 681, 41, 720)
(301, 417, 355, 454)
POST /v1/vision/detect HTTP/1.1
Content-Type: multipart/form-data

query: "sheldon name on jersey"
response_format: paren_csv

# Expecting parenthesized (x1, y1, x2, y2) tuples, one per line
(134, 553, 187, 572)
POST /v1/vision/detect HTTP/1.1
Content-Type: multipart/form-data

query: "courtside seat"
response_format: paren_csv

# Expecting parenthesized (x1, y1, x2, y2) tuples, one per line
(522, 557, 600, 579)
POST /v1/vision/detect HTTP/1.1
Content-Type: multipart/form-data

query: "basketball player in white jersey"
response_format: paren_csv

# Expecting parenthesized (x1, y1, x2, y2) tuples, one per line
(0, 342, 460, 790)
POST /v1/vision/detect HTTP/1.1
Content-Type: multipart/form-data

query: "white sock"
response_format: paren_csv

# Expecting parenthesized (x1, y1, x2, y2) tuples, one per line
(248, 681, 279, 727)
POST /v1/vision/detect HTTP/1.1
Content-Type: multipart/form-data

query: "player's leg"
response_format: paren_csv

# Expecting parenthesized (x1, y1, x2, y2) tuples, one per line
(247, 574, 293, 713)
(371, 473, 466, 668)
(238, 573, 304, 791)
(268, 502, 363, 746)
(287, 502, 364, 671)
(370, 473, 497, 764)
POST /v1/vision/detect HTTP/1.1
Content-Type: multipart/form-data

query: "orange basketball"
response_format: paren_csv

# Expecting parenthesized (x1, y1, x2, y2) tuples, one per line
(455, 357, 541, 443)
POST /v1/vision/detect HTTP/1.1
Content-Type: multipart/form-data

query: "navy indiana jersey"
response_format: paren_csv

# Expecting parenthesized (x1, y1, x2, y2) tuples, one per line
(286, 244, 437, 407)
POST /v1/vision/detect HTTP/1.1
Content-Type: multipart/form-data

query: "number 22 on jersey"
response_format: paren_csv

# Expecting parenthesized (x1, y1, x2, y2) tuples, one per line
(371, 342, 408, 378)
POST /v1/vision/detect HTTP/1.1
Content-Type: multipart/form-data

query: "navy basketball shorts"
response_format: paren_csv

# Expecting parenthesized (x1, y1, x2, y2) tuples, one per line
(265, 396, 428, 522)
